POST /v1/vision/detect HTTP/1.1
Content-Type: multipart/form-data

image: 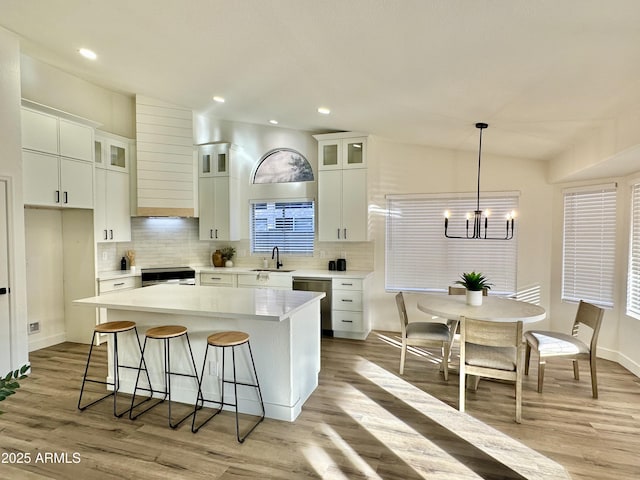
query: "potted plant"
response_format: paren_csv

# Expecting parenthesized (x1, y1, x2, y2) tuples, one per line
(455, 271, 492, 306)
(220, 246, 236, 267)
(0, 364, 30, 414)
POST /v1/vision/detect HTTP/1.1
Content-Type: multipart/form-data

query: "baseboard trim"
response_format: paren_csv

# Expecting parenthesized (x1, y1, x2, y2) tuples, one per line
(598, 347, 640, 377)
(28, 333, 67, 352)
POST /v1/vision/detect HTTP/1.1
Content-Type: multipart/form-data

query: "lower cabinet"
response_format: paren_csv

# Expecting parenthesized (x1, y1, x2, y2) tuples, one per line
(237, 272, 292, 290)
(96, 275, 141, 344)
(331, 277, 370, 340)
(199, 272, 237, 287)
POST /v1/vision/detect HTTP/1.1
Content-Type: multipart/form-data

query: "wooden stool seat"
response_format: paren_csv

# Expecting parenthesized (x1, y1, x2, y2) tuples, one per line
(146, 325, 188, 339)
(192, 330, 264, 442)
(208, 331, 249, 347)
(95, 321, 136, 334)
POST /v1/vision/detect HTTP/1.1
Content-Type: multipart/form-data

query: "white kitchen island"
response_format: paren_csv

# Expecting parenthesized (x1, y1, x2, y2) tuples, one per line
(74, 284, 324, 422)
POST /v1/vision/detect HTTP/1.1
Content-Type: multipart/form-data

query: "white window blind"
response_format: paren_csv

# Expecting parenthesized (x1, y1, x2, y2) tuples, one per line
(385, 193, 518, 294)
(627, 183, 640, 317)
(562, 184, 616, 308)
(251, 201, 314, 254)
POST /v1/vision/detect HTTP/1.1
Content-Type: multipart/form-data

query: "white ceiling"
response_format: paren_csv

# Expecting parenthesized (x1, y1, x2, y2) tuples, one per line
(3, 0, 640, 163)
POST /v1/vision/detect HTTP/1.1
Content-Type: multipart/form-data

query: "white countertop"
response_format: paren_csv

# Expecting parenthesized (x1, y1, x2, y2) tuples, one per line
(74, 284, 325, 321)
(97, 267, 372, 281)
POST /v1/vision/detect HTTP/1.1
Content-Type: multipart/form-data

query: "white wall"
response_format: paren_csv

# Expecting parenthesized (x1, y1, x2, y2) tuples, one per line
(367, 137, 553, 332)
(0, 28, 29, 372)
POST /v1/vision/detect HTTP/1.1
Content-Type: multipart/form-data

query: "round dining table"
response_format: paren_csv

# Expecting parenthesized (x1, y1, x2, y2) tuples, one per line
(417, 293, 546, 323)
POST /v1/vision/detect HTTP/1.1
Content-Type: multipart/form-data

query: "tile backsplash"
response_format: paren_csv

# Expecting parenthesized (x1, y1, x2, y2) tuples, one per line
(97, 217, 374, 272)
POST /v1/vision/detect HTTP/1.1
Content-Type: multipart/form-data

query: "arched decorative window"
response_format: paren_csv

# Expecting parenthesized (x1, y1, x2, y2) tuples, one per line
(253, 148, 314, 184)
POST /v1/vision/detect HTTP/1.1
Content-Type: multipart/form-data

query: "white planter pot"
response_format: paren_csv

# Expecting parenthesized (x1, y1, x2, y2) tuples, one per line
(225, 259, 234, 268)
(466, 289, 483, 306)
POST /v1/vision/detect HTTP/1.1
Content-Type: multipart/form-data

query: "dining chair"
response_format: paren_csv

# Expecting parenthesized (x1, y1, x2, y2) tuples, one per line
(524, 300, 604, 398)
(396, 292, 458, 380)
(459, 316, 524, 423)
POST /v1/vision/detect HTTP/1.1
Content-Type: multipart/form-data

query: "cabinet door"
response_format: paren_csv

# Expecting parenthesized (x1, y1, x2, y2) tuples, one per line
(106, 170, 131, 242)
(21, 108, 58, 154)
(342, 137, 367, 169)
(317, 139, 341, 171)
(59, 119, 93, 161)
(94, 168, 108, 240)
(341, 169, 367, 241)
(198, 177, 216, 239)
(23, 150, 60, 206)
(212, 176, 230, 240)
(318, 170, 343, 241)
(108, 139, 128, 172)
(60, 158, 93, 208)
(199, 143, 229, 176)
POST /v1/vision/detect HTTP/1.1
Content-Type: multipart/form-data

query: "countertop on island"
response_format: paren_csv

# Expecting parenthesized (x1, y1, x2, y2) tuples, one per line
(74, 284, 324, 321)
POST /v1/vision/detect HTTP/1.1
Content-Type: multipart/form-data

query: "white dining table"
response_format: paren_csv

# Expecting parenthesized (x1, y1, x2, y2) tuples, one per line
(417, 293, 546, 323)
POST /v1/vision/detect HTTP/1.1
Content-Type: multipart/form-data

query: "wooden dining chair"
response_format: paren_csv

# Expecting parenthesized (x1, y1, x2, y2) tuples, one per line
(459, 316, 524, 423)
(396, 292, 458, 380)
(524, 300, 604, 398)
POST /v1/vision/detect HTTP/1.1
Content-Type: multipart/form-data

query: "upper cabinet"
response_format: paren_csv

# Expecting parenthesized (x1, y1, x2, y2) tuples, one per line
(316, 135, 367, 171)
(95, 132, 129, 172)
(314, 133, 369, 242)
(21, 105, 96, 209)
(197, 142, 240, 241)
(94, 131, 132, 242)
(198, 142, 231, 176)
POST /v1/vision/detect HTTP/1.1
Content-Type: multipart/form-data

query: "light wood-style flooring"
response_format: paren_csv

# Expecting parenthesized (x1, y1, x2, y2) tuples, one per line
(1, 332, 639, 479)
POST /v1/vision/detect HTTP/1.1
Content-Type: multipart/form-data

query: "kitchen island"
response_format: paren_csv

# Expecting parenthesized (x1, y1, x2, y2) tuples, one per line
(74, 284, 324, 421)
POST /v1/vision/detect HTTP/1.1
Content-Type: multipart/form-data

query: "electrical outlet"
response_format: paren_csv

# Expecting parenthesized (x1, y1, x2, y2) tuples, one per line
(102, 251, 108, 261)
(319, 250, 326, 258)
(341, 251, 346, 258)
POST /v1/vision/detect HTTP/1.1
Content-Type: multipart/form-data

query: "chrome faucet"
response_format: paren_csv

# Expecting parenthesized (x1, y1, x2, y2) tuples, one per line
(272, 246, 283, 269)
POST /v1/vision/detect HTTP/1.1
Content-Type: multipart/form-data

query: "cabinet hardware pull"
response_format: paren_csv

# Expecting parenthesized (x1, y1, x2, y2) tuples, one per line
(344, 228, 347, 239)
(337, 228, 340, 239)
(55, 190, 60, 203)
(341, 320, 353, 323)
(210, 277, 222, 280)
(215, 229, 218, 239)
(342, 283, 353, 286)
(63, 191, 68, 204)
(0, 287, 7, 295)
(210, 229, 213, 239)
(103, 229, 108, 240)
(341, 299, 353, 302)
(109, 229, 113, 240)
(113, 282, 125, 287)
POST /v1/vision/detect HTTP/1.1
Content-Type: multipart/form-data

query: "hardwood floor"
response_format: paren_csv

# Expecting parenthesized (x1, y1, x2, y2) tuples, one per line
(1, 332, 639, 479)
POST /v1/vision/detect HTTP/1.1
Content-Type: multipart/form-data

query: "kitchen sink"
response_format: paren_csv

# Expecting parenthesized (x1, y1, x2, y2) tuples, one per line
(250, 268, 296, 273)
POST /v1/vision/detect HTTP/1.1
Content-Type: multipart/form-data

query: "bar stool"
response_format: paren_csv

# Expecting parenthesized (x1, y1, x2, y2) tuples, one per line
(78, 320, 151, 417)
(192, 331, 265, 443)
(129, 325, 200, 429)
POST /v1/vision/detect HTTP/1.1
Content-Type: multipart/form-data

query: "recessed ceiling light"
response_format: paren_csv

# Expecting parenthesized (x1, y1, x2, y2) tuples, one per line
(213, 96, 225, 103)
(269, 119, 279, 125)
(78, 48, 97, 60)
(317, 107, 331, 115)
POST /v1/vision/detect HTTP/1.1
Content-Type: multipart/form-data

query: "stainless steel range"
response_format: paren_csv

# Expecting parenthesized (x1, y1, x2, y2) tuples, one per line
(140, 267, 196, 287)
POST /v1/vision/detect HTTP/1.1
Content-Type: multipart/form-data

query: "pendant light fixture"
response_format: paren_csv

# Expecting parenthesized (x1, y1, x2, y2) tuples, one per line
(444, 122, 515, 240)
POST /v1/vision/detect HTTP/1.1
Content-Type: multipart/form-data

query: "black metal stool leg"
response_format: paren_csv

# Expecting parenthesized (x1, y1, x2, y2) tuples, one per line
(130, 336, 166, 420)
(78, 330, 113, 411)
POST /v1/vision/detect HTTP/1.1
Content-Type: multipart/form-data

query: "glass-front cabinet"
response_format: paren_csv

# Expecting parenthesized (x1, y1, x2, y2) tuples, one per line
(94, 132, 129, 172)
(317, 135, 367, 170)
(198, 142, 231, 176)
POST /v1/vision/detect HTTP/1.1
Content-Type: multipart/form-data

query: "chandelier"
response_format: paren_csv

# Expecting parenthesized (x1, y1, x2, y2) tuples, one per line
(444, 123, 515, 240)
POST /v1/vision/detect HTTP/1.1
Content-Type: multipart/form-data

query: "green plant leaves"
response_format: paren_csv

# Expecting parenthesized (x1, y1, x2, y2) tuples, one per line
(0, 363, 30, 414)
(454, 271, 492, 291)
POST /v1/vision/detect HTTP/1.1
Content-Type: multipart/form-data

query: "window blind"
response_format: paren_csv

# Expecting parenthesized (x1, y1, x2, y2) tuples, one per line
(627, 183, 640, 317)
(251, 201, 314, 254)
(385, 193, 518, 294)
(562, 184, 616, 308)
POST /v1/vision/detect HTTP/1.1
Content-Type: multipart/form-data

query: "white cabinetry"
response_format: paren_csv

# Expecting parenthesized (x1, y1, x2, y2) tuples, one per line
(197, 143, 239, 241)
(315, 133, 368, 242)
(331, 277, 370, 340)
(21, 106, 95, 209)
(199, 272, 237, 287)
(237, 272, 292, 290)
(94, 132, 132, 242)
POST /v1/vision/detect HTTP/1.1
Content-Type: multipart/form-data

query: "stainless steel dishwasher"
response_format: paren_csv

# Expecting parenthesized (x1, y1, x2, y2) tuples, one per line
(292, 277, 333, 336)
